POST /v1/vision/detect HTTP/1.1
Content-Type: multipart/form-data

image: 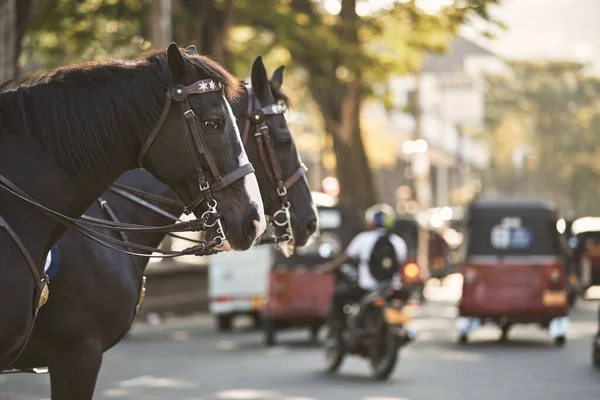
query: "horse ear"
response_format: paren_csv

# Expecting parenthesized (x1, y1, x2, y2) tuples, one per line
(167, 43, 186, 79)
(184, 45, 198, 56)
(251, 56, 270, 100)
(271, 65, 285, 88)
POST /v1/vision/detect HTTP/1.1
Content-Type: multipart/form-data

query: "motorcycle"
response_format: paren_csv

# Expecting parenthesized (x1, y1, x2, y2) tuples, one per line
(323, 266, 417, 380)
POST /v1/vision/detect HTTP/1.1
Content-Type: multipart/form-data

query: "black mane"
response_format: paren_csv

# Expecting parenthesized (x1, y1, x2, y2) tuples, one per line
(0, 50, 240, 185)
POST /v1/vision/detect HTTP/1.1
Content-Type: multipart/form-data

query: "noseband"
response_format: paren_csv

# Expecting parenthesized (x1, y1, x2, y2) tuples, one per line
(138, 78, 255, 247)
(241, 86, 307, 245)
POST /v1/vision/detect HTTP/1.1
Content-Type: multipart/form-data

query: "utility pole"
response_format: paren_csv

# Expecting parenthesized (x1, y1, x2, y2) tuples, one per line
(0, 0, 17, 82)
(412, 70, 432, 280)
(149, 0, 172, 49)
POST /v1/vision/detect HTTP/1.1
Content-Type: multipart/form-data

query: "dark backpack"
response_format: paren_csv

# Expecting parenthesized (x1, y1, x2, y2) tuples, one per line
(368, 233, 398, 281)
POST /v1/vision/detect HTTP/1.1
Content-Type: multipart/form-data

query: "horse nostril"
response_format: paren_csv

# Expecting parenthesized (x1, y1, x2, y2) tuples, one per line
(307, 218, 318, 234)
(253, 219, 266, 238)
(243, 210, 264, 244)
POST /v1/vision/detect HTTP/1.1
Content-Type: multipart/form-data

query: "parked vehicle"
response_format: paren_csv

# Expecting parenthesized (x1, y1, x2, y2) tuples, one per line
(323, 267, 416, 380)
(569, 217, 600, 297)
(208, 245, 271, 331)
(456, 199, 571, 346)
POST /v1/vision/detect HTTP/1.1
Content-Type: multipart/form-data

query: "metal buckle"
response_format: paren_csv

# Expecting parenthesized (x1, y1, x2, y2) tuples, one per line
(199, 181, 210, 191)
(184, 109, 195, 118)
(277, 186, 287, 197)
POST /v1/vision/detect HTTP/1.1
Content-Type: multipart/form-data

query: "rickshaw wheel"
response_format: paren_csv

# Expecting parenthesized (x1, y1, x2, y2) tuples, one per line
(593, 340, 600, 368)
(567, 290, 578, 307)
(252, 313, 262, 330)
(216, 315, 233, 332)
(264, 322, 276, 347)
(309, 324, 321, 343)
(500, 325, 511, 342)
(554, 336, 566, 347)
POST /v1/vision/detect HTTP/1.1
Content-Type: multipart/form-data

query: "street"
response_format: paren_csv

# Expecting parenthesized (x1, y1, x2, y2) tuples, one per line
(2, 278, 599, 400)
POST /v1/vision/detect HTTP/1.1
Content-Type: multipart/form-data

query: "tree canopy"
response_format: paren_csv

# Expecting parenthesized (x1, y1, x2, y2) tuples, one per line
(485, 61, 600, 215)
(19, 0, 502, 211)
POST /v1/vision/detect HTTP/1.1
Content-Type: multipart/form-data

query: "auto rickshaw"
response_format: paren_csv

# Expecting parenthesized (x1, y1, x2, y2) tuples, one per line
(456, 199, 571, 345)
(569, 217, 600, 297)
(260, 197, 365, 346)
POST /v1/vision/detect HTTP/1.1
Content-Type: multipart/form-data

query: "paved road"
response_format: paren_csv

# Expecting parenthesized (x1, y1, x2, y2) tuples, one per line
(2, 278, 600, 400)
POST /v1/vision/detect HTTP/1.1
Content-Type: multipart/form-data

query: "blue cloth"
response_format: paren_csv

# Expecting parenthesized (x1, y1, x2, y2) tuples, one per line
(46, 244, 60, 280)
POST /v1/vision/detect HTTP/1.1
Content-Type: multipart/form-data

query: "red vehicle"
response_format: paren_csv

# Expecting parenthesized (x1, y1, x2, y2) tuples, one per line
(456, 199, 571, 345)
(260, 202, 364, 346)
(570, 217, 600, 295)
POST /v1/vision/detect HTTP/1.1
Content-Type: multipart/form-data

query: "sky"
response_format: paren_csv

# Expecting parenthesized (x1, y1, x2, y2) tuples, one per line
(321, 0, 600, 74)
(464, 0, 600, 74)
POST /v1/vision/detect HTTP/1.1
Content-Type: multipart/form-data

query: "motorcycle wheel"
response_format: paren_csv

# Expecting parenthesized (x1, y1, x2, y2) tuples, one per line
(370, 331, 399, 380)
(263, 321, 277, 347)
(324, 329, 345, 373)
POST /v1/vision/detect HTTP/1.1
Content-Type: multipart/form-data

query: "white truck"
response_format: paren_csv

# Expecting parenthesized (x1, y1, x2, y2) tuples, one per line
(208, 244, 272, 331)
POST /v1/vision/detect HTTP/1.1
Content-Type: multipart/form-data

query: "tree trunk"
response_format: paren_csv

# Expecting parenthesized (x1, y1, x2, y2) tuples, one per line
(174, 0, 232, 68)
(307, 0, 377, 211)
(0, 0, 17, 81)
(149, 0, 173, 49)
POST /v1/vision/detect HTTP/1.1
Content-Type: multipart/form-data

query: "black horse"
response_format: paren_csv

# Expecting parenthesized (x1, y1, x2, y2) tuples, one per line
(0, 43, 265, 372)
(9, 57, 317, 400)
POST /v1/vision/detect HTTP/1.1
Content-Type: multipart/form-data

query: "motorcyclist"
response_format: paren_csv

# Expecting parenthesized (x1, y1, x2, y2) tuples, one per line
(318, 203, 408, 343)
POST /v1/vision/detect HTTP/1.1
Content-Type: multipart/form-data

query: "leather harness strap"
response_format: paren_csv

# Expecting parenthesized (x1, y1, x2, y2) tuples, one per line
(0, 215, 41, 284)
(137, 94, 173, 166)
(284, 163, 308, 189)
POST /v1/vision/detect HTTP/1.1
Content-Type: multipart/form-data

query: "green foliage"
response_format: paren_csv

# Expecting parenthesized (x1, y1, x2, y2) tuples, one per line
(21, 0, 150, 73)
(19, 0, 501, 209)
(485, 61, 600, 215)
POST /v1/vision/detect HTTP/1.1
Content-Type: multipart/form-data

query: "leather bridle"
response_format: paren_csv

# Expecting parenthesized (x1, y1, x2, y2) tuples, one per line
(138, 77, 255, 248)
(241, 85, 308, 246)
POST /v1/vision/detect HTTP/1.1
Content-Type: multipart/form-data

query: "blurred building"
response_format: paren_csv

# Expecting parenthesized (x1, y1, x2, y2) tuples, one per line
(366, 36, 507, 209)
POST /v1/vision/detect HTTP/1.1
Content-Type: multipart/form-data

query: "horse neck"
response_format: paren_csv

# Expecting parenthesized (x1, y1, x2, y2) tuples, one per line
(0, 132, 124, 267)
(101, 176, 183, 276)
(0, 71, 156, 265)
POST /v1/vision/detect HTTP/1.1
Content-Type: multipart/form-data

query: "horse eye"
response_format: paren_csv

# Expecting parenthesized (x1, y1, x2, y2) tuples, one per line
(203, 119, 220, 131)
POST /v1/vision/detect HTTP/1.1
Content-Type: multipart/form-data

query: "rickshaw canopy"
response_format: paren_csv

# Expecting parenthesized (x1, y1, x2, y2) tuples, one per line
(571, 217, 600, 236)
(464, 199, 563, 257)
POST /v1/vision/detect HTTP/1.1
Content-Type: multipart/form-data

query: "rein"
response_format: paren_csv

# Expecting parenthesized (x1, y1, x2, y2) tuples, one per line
(241, 85, 308, 246)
